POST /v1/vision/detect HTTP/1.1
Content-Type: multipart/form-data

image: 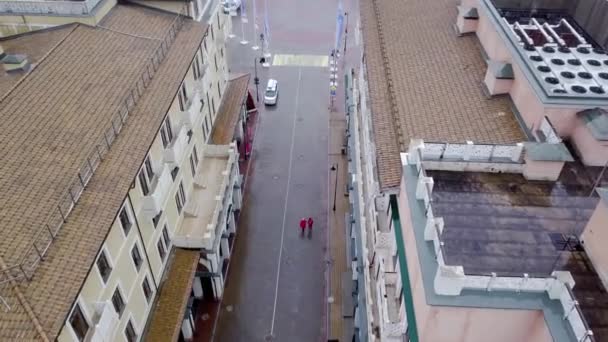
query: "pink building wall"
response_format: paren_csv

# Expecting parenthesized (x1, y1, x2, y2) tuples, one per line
(581, 200, 608, 289)
(469, 2, 608, 165)
(397, 181, 553, 342)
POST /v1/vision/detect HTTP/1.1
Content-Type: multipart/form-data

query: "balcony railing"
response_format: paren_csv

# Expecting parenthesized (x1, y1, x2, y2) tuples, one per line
(0, 0, 104, 16)
(163, 125, 189, 166)
(404, 149, 595, 342)
(141, 165, 172, 216)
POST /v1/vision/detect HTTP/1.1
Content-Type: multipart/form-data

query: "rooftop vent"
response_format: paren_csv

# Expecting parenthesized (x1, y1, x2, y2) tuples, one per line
(0, 47, 30, 72)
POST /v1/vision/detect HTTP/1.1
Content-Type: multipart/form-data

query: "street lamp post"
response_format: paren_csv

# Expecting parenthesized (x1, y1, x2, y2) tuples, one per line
(253, 57, 260, 102)
(331, 164, 338, 211)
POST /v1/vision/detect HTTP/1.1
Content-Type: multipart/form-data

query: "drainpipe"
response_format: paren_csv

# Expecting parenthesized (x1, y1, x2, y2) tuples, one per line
(128, 193, 159, 290)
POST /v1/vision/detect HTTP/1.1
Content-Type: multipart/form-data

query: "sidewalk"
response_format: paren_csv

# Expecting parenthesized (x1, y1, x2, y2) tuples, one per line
(327, 105, 352, 341)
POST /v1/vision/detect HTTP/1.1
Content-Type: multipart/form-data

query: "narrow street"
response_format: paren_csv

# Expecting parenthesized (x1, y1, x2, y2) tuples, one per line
(212, 0, 361, 340)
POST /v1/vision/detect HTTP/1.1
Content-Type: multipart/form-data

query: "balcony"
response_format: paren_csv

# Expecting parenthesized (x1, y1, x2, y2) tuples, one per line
(87, 301, 118, 342)
(141, 164, 172, 216)
(180, 94, 203, 131)
(163, 125, 190, 166)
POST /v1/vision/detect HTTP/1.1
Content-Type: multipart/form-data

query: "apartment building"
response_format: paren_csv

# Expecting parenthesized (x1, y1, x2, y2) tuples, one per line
(352, 0, 608, 340)
(0, 1, 252, 341)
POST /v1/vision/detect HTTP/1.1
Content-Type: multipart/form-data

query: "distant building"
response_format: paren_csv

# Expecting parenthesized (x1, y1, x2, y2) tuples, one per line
(0, 1, 255, 341)
(352, 0, 608, 340)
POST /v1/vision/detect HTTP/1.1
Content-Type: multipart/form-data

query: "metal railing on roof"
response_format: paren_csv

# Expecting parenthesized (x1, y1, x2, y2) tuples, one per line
(0, 8, 187, 291)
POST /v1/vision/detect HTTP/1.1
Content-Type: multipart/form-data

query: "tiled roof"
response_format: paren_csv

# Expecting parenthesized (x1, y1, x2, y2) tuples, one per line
(145, 249, 200, 342)
(0, 25, 76, 99)
(360, 0, 525, 191)
(210, 73, 250, 145)
(0, 4, 206, 340)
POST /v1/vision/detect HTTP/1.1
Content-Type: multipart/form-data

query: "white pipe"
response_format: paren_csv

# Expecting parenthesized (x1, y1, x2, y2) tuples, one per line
(515, 22, 534, 46)
(532, 18, 553, 44)
(561, 18, 586, 45)
(543, 23, 565, 46)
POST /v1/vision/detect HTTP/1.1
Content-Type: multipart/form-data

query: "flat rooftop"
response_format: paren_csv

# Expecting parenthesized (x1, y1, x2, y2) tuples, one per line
(428, 162, 608, 339)
(488, 6, 608, 103)
(360, 0, 526, 190)
(177, 154, 230, 249)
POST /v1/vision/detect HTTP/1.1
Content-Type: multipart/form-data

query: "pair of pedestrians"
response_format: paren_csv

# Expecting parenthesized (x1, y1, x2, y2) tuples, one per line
(299, 217, 314, 234)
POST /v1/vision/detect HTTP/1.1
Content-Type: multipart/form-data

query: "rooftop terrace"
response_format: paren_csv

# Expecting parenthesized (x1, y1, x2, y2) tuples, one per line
(429, 162, 608, 339)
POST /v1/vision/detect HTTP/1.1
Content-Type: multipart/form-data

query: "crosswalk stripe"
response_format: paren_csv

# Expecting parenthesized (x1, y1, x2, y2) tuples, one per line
(272, 54, 329, 67)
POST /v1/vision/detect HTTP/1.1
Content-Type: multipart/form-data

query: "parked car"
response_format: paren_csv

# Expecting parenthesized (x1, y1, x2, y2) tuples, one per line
(222, 0, 241, 14)
(264, 79, 278, 105)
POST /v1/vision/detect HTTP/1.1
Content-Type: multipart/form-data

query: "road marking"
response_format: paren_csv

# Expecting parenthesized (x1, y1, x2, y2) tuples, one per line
(272, 54, 329, 67)
(269, 68, 302, 336)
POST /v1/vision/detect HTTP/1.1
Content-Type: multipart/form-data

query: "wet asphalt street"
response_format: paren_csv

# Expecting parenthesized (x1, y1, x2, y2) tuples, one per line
(213, 0, 341, 340)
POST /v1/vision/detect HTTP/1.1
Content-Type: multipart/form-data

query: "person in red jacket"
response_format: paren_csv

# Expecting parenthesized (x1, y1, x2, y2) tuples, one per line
(307, 217, 314, 231)
(299, 218, 307, 234)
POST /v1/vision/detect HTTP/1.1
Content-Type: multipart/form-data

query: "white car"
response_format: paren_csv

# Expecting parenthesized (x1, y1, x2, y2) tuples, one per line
(222, 0, 241, 14)
(264, 79, 278, 105)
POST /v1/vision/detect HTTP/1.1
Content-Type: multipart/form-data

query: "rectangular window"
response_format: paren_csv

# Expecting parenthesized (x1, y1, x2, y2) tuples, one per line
(175, 192, 183, 214)
(96, 250, 112, 283)
(142, 277, 153, 303)
(125, 320, 137, 342)
(162, 225, 171, 248)
(111, 288, 125, 317)
(204, 38, 207, 51)
(204, 116, 210, 140)
(193, 57, 200, 80)
(214, 55, 218, 71)
(138, 170, 149, 196)
(193, 146, 199, 165)
(69, 304, 89, 341)
(217, 82, 221, 98)
(161, 116, 174, 148)
(178, 91, 185, 112)
(119, 206, 132, 235)
(181, 83, 188, 103)
(157, 239, 167, 261)
(179, 183, 186, 206)
(212, 98, 216, 116)
(144, 156, 154, 181)
(210, 25, 215, 40)
(217, 12, 220, 27)
(190, 153, 197, 176)
(131, 244, 143, 271)
(220, 47, 224, 58)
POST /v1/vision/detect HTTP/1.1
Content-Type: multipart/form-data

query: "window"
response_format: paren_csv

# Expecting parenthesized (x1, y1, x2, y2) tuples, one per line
(206, 93, 212, 117)
(204, 116, 210, 141)
(131, 244, 143, 271)
(193, 57, 201, 80)
(142, 277, 153, 303)
(175, 182, 186, 214)
(220, 47, 224, 58)
(211, 98, 216, 116)
(152, 211, 162, 228)
(162, 225, 171, 248)
(160, 116, 174, 148)
(217, 12, 220, 27)
(96, 250, 112, 283)
(178, 91, 185, 111)
(204, 38, 207, 51)
(119, 206, 132, 235)
(190, 153, 197, 176)
(138, 170, 149, 196)
(69, 304, 89, 341)
(181, 83, 188, 104)
(144, 155, 154, 181)
(125, 320, 137, 342)
(111, 287, 125, 317)
(171, 166, 180, 181)
(210, 25, 215, 40)
(217, 82, 221, 98)
(214, 55, 218, 71)
(157, 239, 166, 261)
